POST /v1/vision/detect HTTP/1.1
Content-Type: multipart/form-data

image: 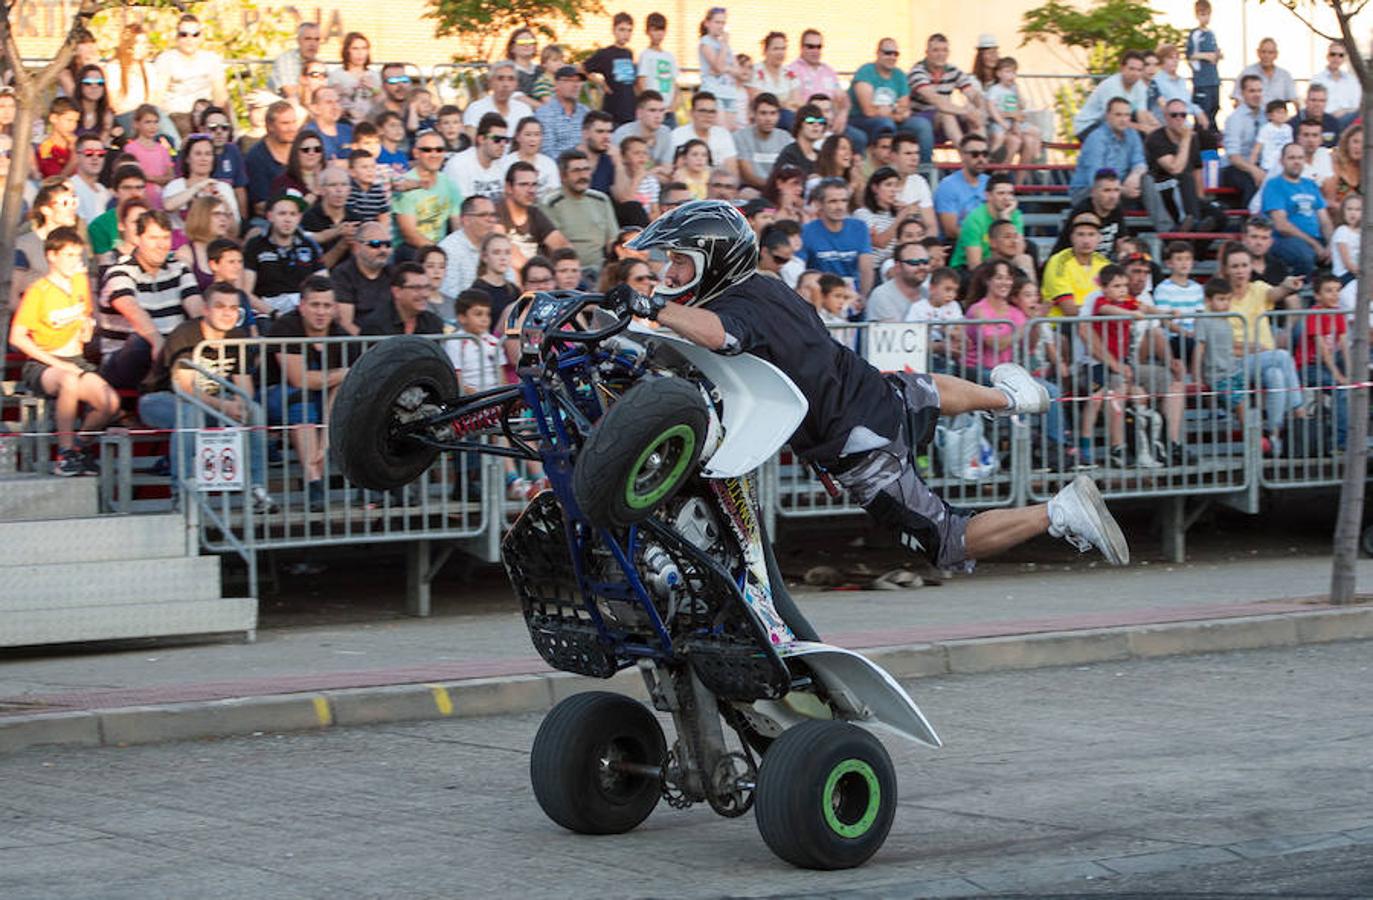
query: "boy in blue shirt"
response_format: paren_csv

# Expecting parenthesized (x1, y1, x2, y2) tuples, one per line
(1186, 0, 1222, 124)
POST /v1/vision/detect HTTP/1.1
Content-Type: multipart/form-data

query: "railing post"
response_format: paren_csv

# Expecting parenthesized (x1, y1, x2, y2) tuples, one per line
(406, 539, 432, 617)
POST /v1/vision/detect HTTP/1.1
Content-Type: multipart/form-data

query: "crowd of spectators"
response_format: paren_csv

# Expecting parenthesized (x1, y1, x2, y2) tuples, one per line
(2, 3, 1365, 496)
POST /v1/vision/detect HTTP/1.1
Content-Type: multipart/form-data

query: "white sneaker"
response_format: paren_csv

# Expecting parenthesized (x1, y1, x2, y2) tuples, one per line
(991, 363, 1050, 415)
(1047, 475, 1130, 565)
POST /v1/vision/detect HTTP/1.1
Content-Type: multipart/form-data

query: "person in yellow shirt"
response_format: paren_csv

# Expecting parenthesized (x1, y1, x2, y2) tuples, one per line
(1217, 245, 1307, 452)
(1040, 211, 1109, 317)
(8, 227, 121, 476)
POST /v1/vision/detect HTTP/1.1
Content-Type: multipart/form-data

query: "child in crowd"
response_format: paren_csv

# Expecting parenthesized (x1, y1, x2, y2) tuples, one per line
(435, 104, 468, 158)
(8, 227, 121, 476)
(639, 13, 680, 118)
(36, 97, 81, 178)
(1331, 193, 1361, 286)
(1297, 274, 1350, 449)
(1252, 100, 1293, 172)
(447, 290, 502, 393)
(1191, 277, 1246, 422)
(551, 247, 584, 291)
(206, 237, 262, 331)
(125, 103, 174, 208)
(469, 232, 521, 325)
(1186, 0, 1222, 123)
(811, 274, 860, 348)
(418, 244, 451, 321)
(406, 87, 438, 136)
(345, 149, 391, 226)
(794, 269, 823, 309)
(984, 57, 1024, 166)
(906, 266, 964, 369)
(921, 236, 947, 268)
(1077, 265, 1149, 467)
(1152, 240, 1205, 365)
(368, 115, 409, 179)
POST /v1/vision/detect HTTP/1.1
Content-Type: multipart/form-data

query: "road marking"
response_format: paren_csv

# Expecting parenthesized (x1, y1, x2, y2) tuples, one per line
(429, 685, 454, 716)
(312, 697, 332, 726)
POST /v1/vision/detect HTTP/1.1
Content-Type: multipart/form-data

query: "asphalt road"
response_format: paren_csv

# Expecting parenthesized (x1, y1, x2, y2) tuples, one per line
(2, 643, 1371, 900)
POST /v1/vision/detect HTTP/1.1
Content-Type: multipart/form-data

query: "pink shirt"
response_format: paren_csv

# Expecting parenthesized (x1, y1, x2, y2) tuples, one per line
(963, 298, 1027, 369)
(125, 138, 174, 209)
(784, 58, 841, 102)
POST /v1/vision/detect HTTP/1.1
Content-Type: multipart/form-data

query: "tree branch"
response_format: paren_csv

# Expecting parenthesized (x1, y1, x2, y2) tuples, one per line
(1329, 0, 1370, 85)
(1277, 0, 1342, 43)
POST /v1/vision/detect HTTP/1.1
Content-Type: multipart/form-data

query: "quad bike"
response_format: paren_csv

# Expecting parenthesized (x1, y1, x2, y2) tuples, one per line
(330, 290, 942, 869)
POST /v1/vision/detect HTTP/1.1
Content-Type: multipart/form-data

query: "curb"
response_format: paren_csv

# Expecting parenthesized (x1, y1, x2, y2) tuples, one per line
(3, 606, 1372, 754)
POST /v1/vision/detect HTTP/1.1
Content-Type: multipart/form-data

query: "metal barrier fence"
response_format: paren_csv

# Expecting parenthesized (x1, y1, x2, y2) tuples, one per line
(1259, 308, 1351, 490)
(183, 333, 505, 587)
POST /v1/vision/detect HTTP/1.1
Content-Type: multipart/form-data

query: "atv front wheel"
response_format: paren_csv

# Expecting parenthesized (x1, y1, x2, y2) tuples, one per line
(329, 336, 458, 491)
(573, 378, 709, 529)
(753, 720, 897, 869)
(530, 691, 666, 834)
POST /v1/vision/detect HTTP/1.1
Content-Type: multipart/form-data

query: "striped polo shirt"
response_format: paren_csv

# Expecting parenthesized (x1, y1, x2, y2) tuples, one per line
(97, 254, 200, 356)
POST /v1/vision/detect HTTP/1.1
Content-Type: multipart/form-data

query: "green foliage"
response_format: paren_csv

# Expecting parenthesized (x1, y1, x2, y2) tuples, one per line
(426, 0, 605, 62)
(1020, 0, 1186, 74)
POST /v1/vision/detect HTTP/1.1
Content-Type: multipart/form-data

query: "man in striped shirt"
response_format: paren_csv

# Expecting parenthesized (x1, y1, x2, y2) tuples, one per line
(97, 210, 204, 390)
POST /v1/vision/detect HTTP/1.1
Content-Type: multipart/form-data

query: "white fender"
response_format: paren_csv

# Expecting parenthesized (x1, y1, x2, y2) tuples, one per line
(627, 323, 808, 478)
(768, 641, 942, 748)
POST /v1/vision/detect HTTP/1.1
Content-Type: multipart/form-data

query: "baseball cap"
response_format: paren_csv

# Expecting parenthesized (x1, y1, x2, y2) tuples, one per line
(1068, 211, 1103, 232)
(976, 34, 999, 50)
(269, 188, 309, 212)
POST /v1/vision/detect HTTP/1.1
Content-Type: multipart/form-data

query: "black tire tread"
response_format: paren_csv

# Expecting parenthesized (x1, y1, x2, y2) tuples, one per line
(573, 378, 709, 529)
(754, 719, 897, 870)
(529, 691, 666, 835)
(330, 336, 457, 491)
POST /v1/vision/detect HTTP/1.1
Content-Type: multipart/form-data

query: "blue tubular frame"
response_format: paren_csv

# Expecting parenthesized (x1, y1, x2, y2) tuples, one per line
(518, 343, 678, 661)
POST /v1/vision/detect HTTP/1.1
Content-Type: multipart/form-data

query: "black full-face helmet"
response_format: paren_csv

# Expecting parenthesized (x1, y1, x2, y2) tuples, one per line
(626, 199, 758, 307)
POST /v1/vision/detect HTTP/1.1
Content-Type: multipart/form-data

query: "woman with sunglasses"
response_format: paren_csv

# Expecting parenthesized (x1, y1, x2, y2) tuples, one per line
(596, 257, 655, 294)
(72, 64, 114, 142)
(330, 32, 380, 124)
(57, 29, 100, 99)
(774, 102, 826, 178)
(270, 131, 327, 206)
(11, 179, 83, 308)
(175, 195, 237, 291)
(506, 28, 543, 103)
(164, 134, 241, 228)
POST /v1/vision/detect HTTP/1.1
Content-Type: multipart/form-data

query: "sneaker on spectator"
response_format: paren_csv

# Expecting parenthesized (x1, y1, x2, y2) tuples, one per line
(76, 443, 100, 475)
(1047, 474, 1129, 565)
(506, 476, 530, 501)
(251, 486, 279, 515)
(149, 455, 172, 477)
(1107, 445, 1129, 469)
(53, 447, 84, 477)
(991, 363, 1050, 415)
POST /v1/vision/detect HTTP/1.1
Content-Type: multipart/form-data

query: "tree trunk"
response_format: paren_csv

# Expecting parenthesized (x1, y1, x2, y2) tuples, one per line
(0, 86, 35, 356)
(1329, 44, 1373, 605)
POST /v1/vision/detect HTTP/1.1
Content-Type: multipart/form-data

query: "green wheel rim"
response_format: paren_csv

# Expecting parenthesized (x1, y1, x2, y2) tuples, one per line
(822, 758, 881, 838)
(624, 424, 695, 510)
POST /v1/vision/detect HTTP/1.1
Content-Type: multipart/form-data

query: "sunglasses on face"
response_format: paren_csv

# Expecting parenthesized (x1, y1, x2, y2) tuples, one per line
(514, 38, 537, 46)
(386, 75, 411, 85)
(486, 134, 509, 143)
(804, 43, 823, 50)
(299, 145, 324, 154)
(415, 145, 445, 153)
(207, 123, 231, 133)
(900, 257, 930, 266)
(802, 116, 826, 125)
(965, 148, 989, 157)
(364, 239, 393, 248)
(178, 28, 201, 37)
(305, 70, 327, 79)
(1167, 111, 1188, 119)
(80, 77, 104, 86)
(80, 148, 107, 157)
(880, 48, 899, 56)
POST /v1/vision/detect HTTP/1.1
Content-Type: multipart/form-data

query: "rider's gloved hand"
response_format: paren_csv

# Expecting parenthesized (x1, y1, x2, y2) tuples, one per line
(606, 283, 667, 321)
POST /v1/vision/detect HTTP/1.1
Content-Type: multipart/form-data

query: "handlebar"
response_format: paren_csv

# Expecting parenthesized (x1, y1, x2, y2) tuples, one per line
(506, 289, 637, 354)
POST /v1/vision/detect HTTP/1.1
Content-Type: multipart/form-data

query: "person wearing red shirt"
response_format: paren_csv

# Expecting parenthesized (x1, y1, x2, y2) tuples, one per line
(1297, 273, 1350, 448)
(36, 97, 81, 179)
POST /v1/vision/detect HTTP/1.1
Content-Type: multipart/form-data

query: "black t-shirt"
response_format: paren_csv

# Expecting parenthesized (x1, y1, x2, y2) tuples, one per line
(1145, 127, 1202, 182)
(301, 202, 356, 257)
(469, 278, 522, 330)
(500, 204, 558, 261)
(143, 319, 248, 394)
(263, 311, 352, 385)
(774, 142, 817, 177)
(584, 46, 638, 125)
(331, 257, 393, 320)
(244, 232, 325, 299)
(1051, 197, 1129, 258)
(358, 301, 446, 336)
(709, 273, 901, 464)
(1251, 250, 1290, 286)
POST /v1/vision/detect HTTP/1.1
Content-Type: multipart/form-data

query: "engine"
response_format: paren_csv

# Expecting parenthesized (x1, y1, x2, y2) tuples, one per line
(638, 497, 738, 620)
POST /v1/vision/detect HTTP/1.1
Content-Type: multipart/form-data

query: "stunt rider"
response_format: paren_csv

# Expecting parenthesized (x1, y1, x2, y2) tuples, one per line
(624, 200, 1129, 571)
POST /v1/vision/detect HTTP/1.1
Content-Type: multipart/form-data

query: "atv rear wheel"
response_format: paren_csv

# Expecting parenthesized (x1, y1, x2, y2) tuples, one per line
(329, 337, 458, 491)
(753, 720, 897, 869)
(573, 378, 709, 529)
(530, 691, 666, 834)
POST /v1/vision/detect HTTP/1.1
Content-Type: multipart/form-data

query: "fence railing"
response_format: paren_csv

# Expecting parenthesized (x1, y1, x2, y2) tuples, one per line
(148, 313, 1358, 581)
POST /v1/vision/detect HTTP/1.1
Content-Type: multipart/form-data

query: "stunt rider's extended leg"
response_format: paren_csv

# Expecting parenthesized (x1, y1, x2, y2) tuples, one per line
(831, 367, 1130, 569)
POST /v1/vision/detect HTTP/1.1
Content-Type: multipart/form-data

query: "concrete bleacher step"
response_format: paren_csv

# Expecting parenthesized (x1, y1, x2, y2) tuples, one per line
(0, 513, 187, 566)
(0, 474, 97, 521)
(2, 597, 257, 647)
(0, 555, 223, 609)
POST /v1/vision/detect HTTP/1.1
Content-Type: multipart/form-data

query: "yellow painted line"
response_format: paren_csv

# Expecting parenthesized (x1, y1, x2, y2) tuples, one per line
(429, 685, 454, 716)
(313, 696, 333, 726)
